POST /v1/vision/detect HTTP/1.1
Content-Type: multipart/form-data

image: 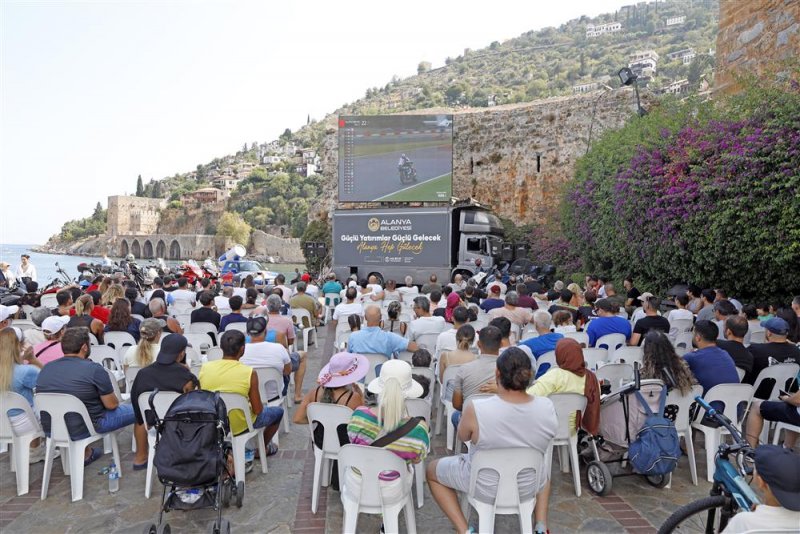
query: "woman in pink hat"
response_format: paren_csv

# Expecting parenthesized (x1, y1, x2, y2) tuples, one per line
(293, 352, 368, 430)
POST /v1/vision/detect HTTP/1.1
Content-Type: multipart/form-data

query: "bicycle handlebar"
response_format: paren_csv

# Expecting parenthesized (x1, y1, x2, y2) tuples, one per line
(694, 396, 748, 449)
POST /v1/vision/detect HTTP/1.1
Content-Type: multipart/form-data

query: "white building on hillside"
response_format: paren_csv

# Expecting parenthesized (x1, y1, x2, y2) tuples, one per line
(666, 15, 686, 27)
(586, 22, 622, 38)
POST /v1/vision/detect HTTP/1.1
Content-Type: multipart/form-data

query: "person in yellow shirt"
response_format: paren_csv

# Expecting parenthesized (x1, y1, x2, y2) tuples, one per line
(199, 330, 283, 455)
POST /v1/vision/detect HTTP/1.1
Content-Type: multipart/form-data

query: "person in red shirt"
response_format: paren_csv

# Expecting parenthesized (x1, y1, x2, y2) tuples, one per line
(87, 290, 110, 324)
(301, 271, 311, 283)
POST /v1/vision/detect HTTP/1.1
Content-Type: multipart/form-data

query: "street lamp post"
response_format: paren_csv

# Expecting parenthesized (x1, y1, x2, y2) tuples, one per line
(618, 67, 647, 117)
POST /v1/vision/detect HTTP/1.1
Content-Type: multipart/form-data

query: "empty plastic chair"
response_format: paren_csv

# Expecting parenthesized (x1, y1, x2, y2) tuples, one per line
(613, 346, 643, 366)
(253, 366, 291, 438)
(595, 363, 634, 392)
(665, 384, 704, 486)
(581, 347, 608, 370)
(189, 322, 219, 345)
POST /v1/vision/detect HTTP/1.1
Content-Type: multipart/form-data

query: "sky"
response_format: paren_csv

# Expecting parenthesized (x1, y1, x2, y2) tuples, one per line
(1, 0, 631, 245)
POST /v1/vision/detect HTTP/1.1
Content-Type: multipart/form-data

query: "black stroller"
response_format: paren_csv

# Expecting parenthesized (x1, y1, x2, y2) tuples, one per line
(143, 390, 243, 534)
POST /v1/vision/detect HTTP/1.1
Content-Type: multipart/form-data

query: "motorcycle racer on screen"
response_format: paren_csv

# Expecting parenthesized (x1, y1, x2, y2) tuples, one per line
(397, 153, 417, 184)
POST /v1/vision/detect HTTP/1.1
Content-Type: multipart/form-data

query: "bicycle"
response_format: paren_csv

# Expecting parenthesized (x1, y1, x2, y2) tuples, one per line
(658, 396, 760, 533)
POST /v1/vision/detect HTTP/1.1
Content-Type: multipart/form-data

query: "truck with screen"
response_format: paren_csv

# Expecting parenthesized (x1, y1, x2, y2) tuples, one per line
(332, 205, 504, 284)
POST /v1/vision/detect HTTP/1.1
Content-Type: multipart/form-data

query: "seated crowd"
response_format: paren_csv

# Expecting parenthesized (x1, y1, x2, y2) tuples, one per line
(1, 266, 800, 533)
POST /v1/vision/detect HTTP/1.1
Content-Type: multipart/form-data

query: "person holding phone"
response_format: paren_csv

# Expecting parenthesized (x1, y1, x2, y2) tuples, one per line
(746, 388, 800, 448)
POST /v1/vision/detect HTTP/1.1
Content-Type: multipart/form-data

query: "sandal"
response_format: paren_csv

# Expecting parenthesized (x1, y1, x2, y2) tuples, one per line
(84, 447, 102, 467)
(266, 442, 278, 457)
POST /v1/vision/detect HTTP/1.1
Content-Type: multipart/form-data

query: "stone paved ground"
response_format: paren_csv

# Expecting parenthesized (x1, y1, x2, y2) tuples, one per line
(0, 325, 715, 533)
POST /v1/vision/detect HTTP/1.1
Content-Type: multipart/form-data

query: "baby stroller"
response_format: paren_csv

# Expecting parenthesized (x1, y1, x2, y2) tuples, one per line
(143, 390, 242, 534)
(582, 366, 680, 496)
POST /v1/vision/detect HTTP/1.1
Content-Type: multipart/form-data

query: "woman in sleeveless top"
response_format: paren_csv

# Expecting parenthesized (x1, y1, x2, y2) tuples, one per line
(67, 294, 104, 343)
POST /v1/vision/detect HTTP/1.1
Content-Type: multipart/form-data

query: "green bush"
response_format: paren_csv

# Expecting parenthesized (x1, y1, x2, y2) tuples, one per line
(562, 72, 800, 299)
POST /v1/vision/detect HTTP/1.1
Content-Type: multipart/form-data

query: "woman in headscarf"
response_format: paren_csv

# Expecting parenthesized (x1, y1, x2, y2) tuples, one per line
(443, 292, 462, 324)
(525, 337, 600, 533)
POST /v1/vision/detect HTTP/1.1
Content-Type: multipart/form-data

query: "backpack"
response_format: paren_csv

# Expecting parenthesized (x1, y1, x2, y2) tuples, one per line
(153, 389, 229, 487)
(628, 387, 681, 476)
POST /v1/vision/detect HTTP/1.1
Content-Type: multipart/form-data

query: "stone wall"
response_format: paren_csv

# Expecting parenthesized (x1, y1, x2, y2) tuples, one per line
(115, 234, 227, 260)
(313, 89, 644, 225)
(250, 230, 304, 263)
(107, 195, 166, 236)
(715, 0, 800, 94)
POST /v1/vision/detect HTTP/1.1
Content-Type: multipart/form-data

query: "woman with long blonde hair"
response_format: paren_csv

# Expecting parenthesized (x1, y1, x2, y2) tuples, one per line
(0, 327, 46, 461)
(101, 283, 125, 307)
(123, 318, 163, 370)
(67, 294, 105, 343)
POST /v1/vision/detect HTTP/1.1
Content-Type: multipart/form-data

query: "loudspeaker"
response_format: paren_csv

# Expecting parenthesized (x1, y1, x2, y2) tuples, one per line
(304, 242, 317, 257)
(515, 243, 529, 259)
(501, 244, 514, 262)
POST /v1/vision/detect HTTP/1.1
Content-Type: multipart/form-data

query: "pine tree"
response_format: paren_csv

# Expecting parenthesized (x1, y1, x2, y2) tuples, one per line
(151, 181, 162, 198)
(92, 202, 103, 220)
(136, 174, 144, 196)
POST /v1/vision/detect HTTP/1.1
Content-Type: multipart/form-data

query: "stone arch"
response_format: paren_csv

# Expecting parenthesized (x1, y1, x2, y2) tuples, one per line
(131, 239, 141, 259)
(156, 240, 166, 259)
(120, 239, 129, 258)
(169, 239, 181, 260)
(143, 240, 154, 259)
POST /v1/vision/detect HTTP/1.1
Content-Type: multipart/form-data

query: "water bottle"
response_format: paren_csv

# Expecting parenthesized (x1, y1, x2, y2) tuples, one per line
(108, 463, 120, 494)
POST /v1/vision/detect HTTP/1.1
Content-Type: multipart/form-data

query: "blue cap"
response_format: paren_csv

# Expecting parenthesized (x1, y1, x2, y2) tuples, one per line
(760, 317, 789, 336)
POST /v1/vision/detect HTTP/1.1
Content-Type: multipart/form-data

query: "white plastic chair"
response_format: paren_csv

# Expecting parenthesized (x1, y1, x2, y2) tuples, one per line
(338, 444, 417, 534)
(89, 344, 122, 371)
(0, 392, 45, 495)
(668, 318, 694, 341)
(88, 332, 99, 345)
(217, 392, 268, 485)
(11, 319, 36, 332)
(595, 363, 634, 392)
(673, 331, 694, 356)
(124, 366, 141, 395)
(224, 322, 247, 333)
(614, 346, 644, 366)
(691, 383, 754, 482)
(184, 333, 213, 354)
(595, 333, 626, 361)
(410, 367, 435, 403)
(35, 392, 123, 501)
(747, 329, 766, 345)
(205, 346, 223, 361)
(253, 366, 291, 438)
(465, 447, 547, 534)
(772, 422, 800, 445)
(103, 331, 137, 351)
(582, 347, 608, 370)
(323, 293, 340, 324)
(736, 367, 746, 382)
(535, 351, 558, 376)
(405, 398, 433, 508)
(173, 313, 192, 331)
(665, 384, 704, 486)
(562, 331, 589, 346)
(751, 363, 799, 443)
(136, 391, 180, 498)
(550, 393, 587, 497)
(435, 363, 464, 451)
(306, 403, 353, 514)
(413, 332, 441, 353)
(131, 314, 145, 323)
(40, 293, 58, 309)
(364, 353, 389, 383)
(189, 322, 219, 345)
(291, 308, 317, 351)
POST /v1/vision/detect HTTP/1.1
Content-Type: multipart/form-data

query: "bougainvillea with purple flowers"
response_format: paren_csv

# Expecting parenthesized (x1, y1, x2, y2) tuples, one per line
(562, 72, 800, 299)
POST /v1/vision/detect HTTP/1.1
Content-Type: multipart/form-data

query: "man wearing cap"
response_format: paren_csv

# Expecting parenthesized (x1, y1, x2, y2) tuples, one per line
(200, 330, 283, 455)
(240, 316, 293, 399)
(479, 285, 505, 313)
(36, 327, 142, 466)
(629, 291, 655, 325)
(347, 305, 418, 357)
(746, 316, 800, 387)
(130, 333, 198, 468)
(585, 299, 632, 347)
(23, 307, 53, 346)
(0, 304, 19, 330)
(720, 444, 800, 532)
(33, 315, 70, 365)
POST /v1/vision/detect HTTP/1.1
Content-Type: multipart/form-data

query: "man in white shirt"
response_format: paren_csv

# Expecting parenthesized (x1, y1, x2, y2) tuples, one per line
(397, 275, 419, 298)
(448, 273, 466, 292)
(167, 277, 197, 308)
(435, 306, 470, 358)
(272, 274, 294, 303)
(407, 295, 447, 342)
(16, 254, 37, 284)
(240, 316, 291, 400)
(331, 287, 364, 328)
(721, 444, 800, 533)
(366, 274, 383, 296)
(214, 286, 233, 312)
(305, 279, 320, 299)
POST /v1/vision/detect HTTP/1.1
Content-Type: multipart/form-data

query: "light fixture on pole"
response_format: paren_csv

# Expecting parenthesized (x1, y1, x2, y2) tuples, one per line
(618, 67, 647, 117)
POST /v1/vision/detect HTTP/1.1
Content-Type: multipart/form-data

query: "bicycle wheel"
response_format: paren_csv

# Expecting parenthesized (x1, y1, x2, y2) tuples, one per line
(658, 495, 728, 534)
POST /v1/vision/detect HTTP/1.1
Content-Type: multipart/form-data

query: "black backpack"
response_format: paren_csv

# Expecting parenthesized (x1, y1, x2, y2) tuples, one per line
(153, 390, 229, 487)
